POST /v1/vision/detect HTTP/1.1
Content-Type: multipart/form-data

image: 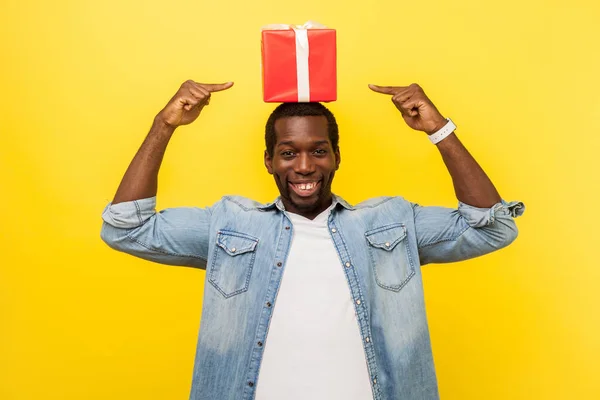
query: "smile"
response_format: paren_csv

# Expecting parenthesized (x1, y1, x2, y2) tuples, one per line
(289, 181, 321, 197)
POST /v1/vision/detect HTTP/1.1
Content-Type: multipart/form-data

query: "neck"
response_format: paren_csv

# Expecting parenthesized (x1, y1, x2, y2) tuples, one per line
(283, 196, 334, 220)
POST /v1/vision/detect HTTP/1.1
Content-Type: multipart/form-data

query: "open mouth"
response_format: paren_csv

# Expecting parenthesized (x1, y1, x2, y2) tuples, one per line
(289, 180, 321, 197)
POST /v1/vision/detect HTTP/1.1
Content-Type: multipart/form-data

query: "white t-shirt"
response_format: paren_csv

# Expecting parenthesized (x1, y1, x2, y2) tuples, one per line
(255, 206, 373, 400)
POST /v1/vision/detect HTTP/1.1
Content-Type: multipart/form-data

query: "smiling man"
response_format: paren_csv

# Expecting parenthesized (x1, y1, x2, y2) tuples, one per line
(101, 80, 524, 400)
(264, 109, 341, 219)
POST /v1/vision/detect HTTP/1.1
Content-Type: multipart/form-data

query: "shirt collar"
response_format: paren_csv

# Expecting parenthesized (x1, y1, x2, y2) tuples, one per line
(257, 193, 355, 212)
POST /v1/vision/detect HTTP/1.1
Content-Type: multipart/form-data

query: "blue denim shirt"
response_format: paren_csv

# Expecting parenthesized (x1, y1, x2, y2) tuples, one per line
(101, 195, 524, 400)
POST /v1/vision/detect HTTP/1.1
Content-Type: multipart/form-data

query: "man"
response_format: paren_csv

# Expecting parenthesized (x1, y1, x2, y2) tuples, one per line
(101, 80, 524, 400)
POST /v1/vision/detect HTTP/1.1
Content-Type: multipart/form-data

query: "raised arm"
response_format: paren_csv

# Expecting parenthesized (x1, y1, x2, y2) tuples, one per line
(368, 83, 500, 208)
(100, 80, 233, 269)
(112, 80, 234, 204)
(369, 83, 523, 264)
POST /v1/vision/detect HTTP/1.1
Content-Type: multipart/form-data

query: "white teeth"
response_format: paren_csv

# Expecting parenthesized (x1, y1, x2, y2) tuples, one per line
(297, 182, 316, 190)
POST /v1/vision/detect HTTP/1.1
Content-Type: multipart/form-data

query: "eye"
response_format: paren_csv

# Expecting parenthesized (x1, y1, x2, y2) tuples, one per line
(313, 149, 327, 156)
(280, 150, 296, 158)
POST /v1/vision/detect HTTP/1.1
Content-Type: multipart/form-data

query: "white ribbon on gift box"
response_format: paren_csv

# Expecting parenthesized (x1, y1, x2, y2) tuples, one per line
(262, 21, 327, 102)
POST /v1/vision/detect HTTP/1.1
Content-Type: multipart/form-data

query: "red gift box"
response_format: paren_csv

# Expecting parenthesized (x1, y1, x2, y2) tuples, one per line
(262, 25, 337, 103)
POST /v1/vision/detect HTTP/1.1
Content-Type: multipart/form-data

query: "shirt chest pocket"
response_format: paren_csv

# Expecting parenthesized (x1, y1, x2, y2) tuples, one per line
(209, 230, 259, 298)
(365, 223, 416, 292)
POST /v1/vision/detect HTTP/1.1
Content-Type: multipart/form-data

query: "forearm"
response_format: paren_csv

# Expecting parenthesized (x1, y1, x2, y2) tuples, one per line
(435, 133, 501, 208)
(112, 117, 176, 204)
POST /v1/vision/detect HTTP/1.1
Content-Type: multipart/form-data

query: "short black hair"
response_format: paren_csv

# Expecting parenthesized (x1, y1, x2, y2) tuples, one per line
(265, 102, 339, 157)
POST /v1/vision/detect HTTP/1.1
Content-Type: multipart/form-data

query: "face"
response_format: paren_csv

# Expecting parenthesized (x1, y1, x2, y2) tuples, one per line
(264, 116, 341, 220)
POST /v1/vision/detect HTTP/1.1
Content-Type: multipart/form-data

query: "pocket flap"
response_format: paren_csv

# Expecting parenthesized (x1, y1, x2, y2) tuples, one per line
(216, 231, 258, 256)
(365, 224, 407, 251)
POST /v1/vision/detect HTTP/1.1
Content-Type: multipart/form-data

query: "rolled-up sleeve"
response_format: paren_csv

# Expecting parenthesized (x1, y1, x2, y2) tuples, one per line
(413, 200, 525, 265)
(100, 197, 211, 269)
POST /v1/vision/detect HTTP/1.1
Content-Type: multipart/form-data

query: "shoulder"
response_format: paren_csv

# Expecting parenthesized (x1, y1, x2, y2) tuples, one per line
(215, 195, 273, 212)
(336, 196, 416, 231)
(351, 195, 413, 211)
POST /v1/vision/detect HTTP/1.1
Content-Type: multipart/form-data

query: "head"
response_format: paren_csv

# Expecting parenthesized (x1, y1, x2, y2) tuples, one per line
(264, 103, 341, 219)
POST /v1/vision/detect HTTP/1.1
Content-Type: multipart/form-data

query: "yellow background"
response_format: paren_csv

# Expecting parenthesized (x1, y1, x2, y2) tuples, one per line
(1, 0, 598, 398)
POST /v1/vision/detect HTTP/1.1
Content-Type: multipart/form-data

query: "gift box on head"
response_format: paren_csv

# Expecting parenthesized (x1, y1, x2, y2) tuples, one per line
(261, 22, 337, 103)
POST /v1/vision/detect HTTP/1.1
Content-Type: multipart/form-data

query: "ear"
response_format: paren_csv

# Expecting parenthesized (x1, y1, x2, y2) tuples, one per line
(264, 150, 274, 174)
(334, 148, 341, 171)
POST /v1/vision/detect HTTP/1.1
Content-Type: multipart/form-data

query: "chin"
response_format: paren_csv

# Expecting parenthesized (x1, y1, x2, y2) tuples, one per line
(290, 195, 325, 212)
(290, 198, 317, 210)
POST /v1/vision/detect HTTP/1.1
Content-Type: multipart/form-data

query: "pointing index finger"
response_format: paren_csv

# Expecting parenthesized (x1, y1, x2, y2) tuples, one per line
(368, 84, 404, 95)
(200, 82, 235, 93)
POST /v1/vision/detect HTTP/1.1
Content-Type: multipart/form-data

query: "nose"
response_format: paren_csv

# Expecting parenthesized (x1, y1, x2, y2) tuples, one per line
(294, 152, 315, 175)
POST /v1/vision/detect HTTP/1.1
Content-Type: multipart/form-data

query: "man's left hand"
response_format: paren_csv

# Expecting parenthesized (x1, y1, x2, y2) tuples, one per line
(369, 83, 447, 134)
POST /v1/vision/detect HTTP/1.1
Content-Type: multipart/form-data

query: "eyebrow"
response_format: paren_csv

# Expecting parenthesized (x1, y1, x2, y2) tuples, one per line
(277, 140, 329, 147)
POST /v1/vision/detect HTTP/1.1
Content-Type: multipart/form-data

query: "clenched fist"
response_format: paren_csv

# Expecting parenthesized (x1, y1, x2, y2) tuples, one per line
(156, 80, 234, 128)
(369, 83, 447, 134)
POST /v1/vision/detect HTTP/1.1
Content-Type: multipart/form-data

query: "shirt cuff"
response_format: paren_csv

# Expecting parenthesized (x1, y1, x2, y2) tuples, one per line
(458, 200, 525, 228)
(101, 197, 157, 228)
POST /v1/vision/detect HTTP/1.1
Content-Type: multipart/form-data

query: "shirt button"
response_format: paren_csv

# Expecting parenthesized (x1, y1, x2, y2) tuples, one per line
(373, 378, 377, 384)
(231, 248, 236, 253)
(385, 242, 390, 247)
(248, 382, 254, 387)
(366, 337, 370, 343)
(331, 228, 337, 233)
(355, 299, 361, 305)
(345, 262, 351, 268)
(266, 302, 272, 307)
(285, 226, 290, 230)
(257, 341, 263, 347)
(277, 262, 282, 267)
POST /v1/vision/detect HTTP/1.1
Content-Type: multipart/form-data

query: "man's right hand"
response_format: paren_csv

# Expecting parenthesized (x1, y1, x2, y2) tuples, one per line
(156, 80, 234, 128)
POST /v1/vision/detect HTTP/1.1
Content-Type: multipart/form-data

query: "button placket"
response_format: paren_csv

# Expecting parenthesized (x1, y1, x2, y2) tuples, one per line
(328, 217, 381, 399)
(245, 215, 293, 397)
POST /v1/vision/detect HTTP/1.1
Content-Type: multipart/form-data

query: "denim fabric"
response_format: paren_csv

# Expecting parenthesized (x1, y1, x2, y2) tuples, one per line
(101, 195, 524, 400)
